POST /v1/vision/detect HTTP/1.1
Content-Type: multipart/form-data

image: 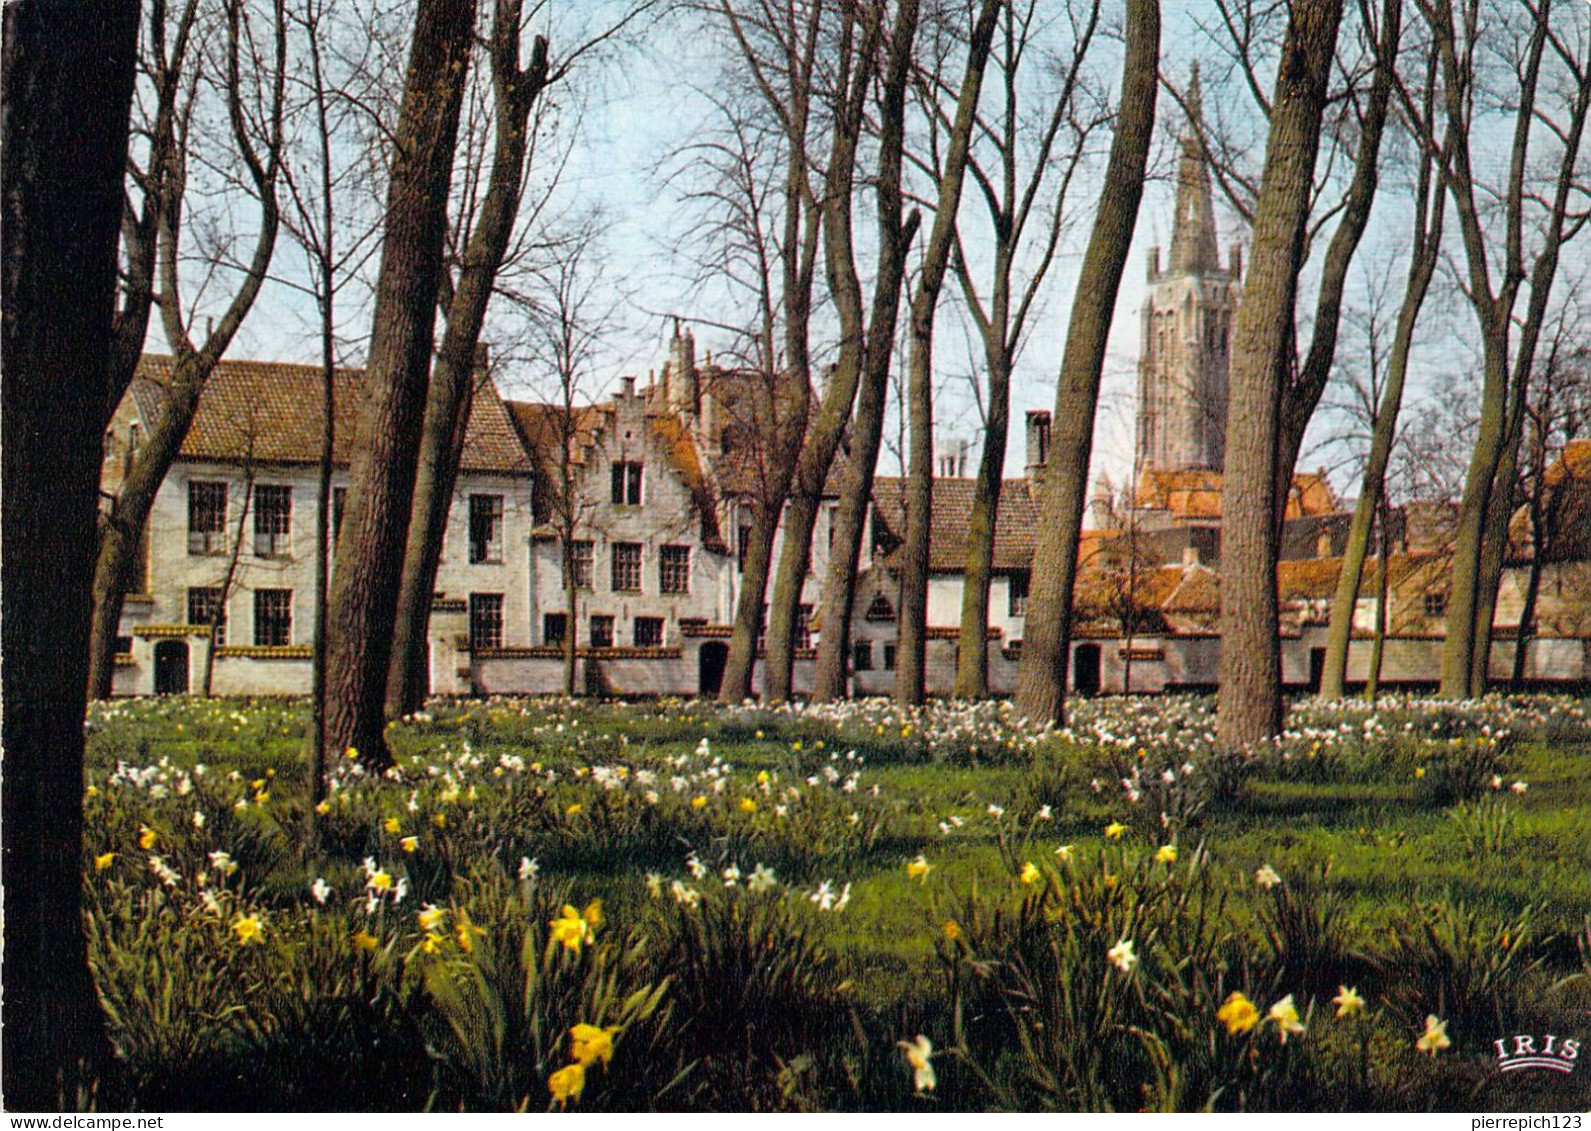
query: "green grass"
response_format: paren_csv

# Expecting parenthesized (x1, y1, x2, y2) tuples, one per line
(79, 693, 1591, 1112)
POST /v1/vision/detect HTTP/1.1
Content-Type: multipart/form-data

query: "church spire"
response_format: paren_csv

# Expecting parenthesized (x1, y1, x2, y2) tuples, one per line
(1168, 64, 1221, 275)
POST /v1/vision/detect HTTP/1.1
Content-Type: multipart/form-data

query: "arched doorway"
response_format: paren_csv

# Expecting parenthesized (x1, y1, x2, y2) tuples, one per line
(699, 641, 729, 698)
(1073, 643, 1102, 697)
(154, 640, 189, 695)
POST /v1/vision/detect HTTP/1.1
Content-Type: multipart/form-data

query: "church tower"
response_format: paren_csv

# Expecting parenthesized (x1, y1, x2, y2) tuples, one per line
(1135, 65, 1243, 477)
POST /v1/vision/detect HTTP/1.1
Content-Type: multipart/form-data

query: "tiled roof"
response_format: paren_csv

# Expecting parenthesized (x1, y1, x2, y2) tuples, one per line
(1133, 467, 1340, 521)
(871, 477, 1042, 572)
(128, 354, 530, 474)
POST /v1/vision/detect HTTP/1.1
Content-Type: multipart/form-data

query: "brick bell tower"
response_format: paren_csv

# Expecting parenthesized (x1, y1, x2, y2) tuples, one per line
(1136, 64, 1244, 477)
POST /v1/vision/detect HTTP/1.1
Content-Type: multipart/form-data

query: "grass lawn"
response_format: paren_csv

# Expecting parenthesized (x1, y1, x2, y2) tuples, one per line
(82, 693, 1591, 1112)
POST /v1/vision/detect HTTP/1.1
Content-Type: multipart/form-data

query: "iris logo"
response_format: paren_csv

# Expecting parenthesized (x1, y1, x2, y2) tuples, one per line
(1492, 1034, 1580, 1074)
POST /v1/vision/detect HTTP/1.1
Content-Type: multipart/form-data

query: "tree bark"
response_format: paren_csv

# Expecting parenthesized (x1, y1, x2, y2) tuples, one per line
(1, 0, 138, 1108)
(1217, 0, 1343, 750)
(387, 18, 550, 718)
(1012, 0, 1160, 726)
(896, 0, 1000, 705)
(324, 0, 476, 771)
(810, 0, 922, 703)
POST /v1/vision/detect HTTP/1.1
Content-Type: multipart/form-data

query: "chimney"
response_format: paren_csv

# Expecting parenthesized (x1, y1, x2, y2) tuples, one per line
(472, 341, 490, 371)
(668, 319, 697, 415)
(1182, 545, 1201, 569)
(1147, 245, 1161, 283)
(1230, 243, 1243, 280)
(1025, 410, 1052, 477)
(620, 374, 636, 399)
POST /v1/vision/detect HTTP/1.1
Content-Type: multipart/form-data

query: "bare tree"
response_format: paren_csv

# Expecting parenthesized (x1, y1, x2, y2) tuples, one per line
(894, 0, 1002, 705)
(1217, 0, 1344, 749)
(808, 0, 924, 703)
(324, 0, 477, 773)
(1, 0, 138, 1106)
(86, 0, 288, 701)
(1013, 0, 1161, 726)
(1424, 0, 1591, 698)
(948, 0, 1104, 698)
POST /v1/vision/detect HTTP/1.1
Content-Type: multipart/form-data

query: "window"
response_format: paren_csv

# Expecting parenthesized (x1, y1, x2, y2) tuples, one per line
(610, 461, 643, 505)
(865, 593, 896, 621)
(543, 613, 568, 646)
(590, 615, 614, 648)
(469, 593, 504, 650)
(1423, 592, 1448, 618)
(738, 525, 752, 571)
(634, 616, 665, 647)
(612, 542, 642, 592)
(567, 540, 594, 589)
(1008, 572, 1030, 617)
(332, 486, 349, 542)
(883, 642, 898, 671)
(188, 587, 227, 645)
(253, 589, 292, 647)
(795, 603, 813, 650)
(660, 544, 690, 594)
(253, 484, 292, 557)
(114, 635, 134, 657)
(469, 494, 505, 563)
(852, 640, 872, 671)
(188, 481, 228, 554)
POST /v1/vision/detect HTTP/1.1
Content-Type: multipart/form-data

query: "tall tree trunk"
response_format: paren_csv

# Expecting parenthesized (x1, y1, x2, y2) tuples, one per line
(1217, 0, 1343, 750)
(896, 0, 1000, 705)
(564, 569, 578, 695)
(1012, 0, 1160, 726)
(324, 0, 476, 772)
(721, 501, 782, 700)
(1320, 115, 1446, 699)
(1511, 533, 1544, 687)
(1, 0, 137, 1107)
(388, 20, 550, 717)
(810, 0, 922, 703)
(1365, 497, 1389, 700)
(952, 364, 1007, 698)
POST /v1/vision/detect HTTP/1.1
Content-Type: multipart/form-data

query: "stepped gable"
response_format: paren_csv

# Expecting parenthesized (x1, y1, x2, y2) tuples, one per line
(130, 354, 529, 474)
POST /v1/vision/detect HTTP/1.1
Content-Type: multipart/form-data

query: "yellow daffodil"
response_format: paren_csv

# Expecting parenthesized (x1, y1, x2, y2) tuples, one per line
(1255, 864, 1282, 889)
(421, 932, 445, 954)
(1217, 992, 1260, 1034)
(455, 913, 478, 954)
(906, 854, 933, 882)
(1268, 994, 1306, 1042)
(570, 1023, 619, 1067)
(550, 905, 592, 951)
(1333, 986, 1365, 1018)
(383, 816, 401, 834)
(418, 904, 446, 932)
(581, 899, 603, 929)
(1019, 861, 1041, 885)
(566, 803, 583, 817)
(1155, 844, 1178, 865)
(1415, 766, 1426, 779)
(85, 785, 98, 798)
(942, 920, 961, 941)
(899, 1034, 935, 1092)
(1105, 821, 1127, 840)
(138, 825, 158, 850)
(1416, 1014, 1451, 1056)
(353, 930, 380, 951)
(432, 813, 447, 828)
(1055, 844, 1075, 862)
(739, 797, 757, 814)
(94, 852, 117, 872)
(691, 795, 707, 810)
(315, 801, 332, 815)
(400, 836, 419, 853)
(548, 1062, 585, 1107)
(368, 869, 394, 893)
(756, 770, 771, 784)
(231, 913, 264, 946)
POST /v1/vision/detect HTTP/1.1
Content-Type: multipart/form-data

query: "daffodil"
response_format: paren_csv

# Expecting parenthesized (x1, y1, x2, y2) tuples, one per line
(368, 869, 394, 893)
(1217, 992, 1259, 1034)
(94, 852, 117, 872)
(1107, 938, 1138, 973)
(582, 898, 603, 929)
(942, 920, 961, 941)
(1155, 844, 1178, 865)
(550, 904, 592, 951)
(1333, 986, 1364, 1018)
(315, 801, 332, 815)
(691, 795, 707, 809)
(899, 1034, 935, 1092)
(399, 836, 419, 853)
(1019, 861, 1041, 885)
(352, 930, 380, 951)
(565, 802, 583, 817)
(570, 1023, 619, 1067)
(739, 797, 757, 814)
(231, 913, 265, 945)
(1105, 821, 1127, 840)
(1416, 1014, 1451, 1055)
(421, 932, 444, 954)
(1268, 994, 1306, 1042)
(1055, 844, 1075, 862)
(548, 1062, 585, 1106)
(138, 825, 158, 850)
(1255, 864, 1282, 890)
(418, 904, 446, 932)
(383, 816, 401, 834)
(906, 854, 933, 882)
